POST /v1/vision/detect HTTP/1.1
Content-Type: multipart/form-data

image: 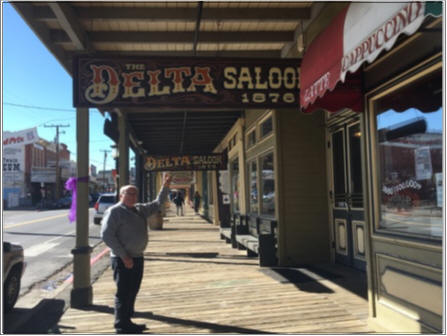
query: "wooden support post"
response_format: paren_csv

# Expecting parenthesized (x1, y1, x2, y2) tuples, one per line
(71, 107, 92, 308)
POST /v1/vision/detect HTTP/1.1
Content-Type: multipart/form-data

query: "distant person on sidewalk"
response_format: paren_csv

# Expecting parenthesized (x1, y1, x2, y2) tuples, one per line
(173, 192, 185, 216)
(101, 173, 172, 334)
(193, 191, 201, 214)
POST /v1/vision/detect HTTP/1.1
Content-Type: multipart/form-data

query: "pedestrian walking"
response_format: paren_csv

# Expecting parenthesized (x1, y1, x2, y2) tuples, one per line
(101, 173, 172, 334)
(173, 192, 185, 216)
(193, 191, 201, 213)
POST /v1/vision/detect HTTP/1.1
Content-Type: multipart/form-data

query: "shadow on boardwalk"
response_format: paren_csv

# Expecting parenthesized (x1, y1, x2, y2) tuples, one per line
(53, 205, 373, 334)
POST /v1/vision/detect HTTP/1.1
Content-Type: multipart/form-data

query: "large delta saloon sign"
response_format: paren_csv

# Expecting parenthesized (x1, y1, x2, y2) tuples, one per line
(73, 56, 300, 108)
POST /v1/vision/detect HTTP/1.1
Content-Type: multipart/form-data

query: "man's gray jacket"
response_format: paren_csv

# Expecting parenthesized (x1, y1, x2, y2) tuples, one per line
(101, 186, 169, 258)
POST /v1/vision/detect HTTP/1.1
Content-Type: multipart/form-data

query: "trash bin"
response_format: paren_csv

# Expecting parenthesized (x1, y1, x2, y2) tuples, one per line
(148, 211, 163, 230)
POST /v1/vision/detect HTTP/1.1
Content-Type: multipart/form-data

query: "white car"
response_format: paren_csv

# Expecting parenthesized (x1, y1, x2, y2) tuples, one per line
(93, 193, 116, 224)
(3, 242, 26, 312)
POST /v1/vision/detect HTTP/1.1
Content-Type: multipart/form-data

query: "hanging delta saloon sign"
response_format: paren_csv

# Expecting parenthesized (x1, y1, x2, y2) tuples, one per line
(73, 57, 300, 108)
(144, 153, 227, 172)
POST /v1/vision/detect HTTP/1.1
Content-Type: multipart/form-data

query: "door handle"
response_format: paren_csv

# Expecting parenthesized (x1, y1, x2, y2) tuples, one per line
(346, 194, 352, 210)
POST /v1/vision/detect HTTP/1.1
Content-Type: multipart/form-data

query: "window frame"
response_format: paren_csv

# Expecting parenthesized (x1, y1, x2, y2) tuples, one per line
(259, 115, 273, 140)
(246, 127, 257, 149)
(367, 60, 442, 243)
(259, 151, 276, 218)
(229, 156, 240, 214)
(247, 158, 259, 215)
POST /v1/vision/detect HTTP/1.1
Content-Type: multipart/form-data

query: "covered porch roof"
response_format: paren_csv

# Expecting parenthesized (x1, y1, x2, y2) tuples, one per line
(13, 1, 313, 155)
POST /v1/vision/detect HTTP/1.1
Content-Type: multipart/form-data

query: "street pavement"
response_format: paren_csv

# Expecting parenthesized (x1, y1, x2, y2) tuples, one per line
(3, 208, 102, 293)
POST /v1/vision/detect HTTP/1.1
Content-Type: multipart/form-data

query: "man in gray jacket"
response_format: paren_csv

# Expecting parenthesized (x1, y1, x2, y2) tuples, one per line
(101, 173, 171, 333)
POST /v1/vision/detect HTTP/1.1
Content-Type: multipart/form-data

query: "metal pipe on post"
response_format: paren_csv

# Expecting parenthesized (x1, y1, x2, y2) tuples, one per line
(135, 153, 142, 200)
(100, 149, 110, 192)
(118, 113, 129, 189)
(71, 107, 92, 308)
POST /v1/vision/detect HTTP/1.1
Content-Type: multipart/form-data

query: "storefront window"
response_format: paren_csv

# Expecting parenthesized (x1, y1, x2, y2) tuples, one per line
(208, 172, 213, 205)
(260, 116, 273, 138)
(230, 158, 240, 213)
(248, 160, 258, 214)
(348, 123, 363, 208)
(247, 129, 256, 148)
(261, 152, 275, 217)
(332, 129, 346, 207)
(373, 68, 442, 239)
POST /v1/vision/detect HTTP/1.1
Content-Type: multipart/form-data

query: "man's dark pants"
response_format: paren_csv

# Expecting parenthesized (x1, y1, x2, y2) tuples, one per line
(111, 257, 144, 329)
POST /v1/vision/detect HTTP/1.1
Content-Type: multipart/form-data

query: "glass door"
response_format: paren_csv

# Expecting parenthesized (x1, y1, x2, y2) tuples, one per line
(330, 120, 366, 270)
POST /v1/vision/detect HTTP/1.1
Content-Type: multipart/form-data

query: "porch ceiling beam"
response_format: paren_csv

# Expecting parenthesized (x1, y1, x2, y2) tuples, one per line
(51, 30, 295, 44)
(128, 112, 241, 118)
(86, 50, 283, 58)
(70, 7, 311, 21)
(139, 130, 230, 136)
(48, 3, 93, 52)
(133, 124, 237, 130)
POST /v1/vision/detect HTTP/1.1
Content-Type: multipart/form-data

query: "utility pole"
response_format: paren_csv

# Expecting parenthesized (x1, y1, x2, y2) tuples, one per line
(100, 149, 111, 192)
(44, 124, 70, 199)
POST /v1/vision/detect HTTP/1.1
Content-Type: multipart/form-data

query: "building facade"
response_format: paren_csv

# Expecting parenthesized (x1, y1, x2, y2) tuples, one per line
(192, 3, 443, 332)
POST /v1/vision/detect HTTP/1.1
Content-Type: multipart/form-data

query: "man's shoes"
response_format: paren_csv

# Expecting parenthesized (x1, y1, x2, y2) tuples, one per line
(115, 323, 147, 334)
(130, 323, 147, 331)
(115, 327, 139, 334)
(115, 328, 139, 334)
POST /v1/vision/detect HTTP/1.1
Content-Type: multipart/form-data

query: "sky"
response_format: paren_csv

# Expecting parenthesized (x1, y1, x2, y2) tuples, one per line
(2, 3, 129, 171)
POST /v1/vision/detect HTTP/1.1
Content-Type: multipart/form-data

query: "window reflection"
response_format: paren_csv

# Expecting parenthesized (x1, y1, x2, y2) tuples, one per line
(230, 158, 239, 213)
(248, 160, 258, 214)
(374, 69, 442, 239)
(348, 123, 363, 208)
(261, 153, 275, 217)
(332, 130, 346, 207)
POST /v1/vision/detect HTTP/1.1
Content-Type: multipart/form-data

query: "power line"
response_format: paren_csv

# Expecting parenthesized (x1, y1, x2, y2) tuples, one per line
(5, 102, 76, 112)
(4, 102, 102, 114)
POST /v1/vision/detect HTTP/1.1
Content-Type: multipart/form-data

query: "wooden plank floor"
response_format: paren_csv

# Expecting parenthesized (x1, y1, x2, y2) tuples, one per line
(58, 206, 375, 334)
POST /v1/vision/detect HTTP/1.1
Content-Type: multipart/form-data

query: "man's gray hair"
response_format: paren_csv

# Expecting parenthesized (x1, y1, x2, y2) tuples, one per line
(119, 185, 138, 196)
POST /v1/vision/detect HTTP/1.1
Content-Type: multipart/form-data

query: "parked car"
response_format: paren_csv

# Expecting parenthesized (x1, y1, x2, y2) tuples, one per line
(3, 242, 26, 313)
(93, 193, 116, 224)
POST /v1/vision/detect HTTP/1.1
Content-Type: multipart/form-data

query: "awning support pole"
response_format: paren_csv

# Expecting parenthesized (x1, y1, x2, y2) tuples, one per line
(71, 107, 92, 308)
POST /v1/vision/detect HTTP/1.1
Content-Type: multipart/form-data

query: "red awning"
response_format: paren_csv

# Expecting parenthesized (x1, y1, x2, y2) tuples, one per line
(300, 2, 442, 114)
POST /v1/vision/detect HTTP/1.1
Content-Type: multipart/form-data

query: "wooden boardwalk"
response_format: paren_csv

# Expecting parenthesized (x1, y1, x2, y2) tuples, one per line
(58, 206, 374, 334)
